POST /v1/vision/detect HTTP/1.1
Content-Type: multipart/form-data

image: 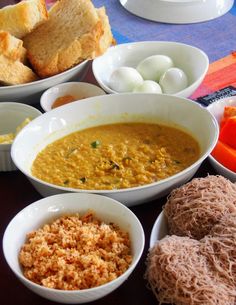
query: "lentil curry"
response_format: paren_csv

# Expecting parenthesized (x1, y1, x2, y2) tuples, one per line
(31, 122, 200, 190)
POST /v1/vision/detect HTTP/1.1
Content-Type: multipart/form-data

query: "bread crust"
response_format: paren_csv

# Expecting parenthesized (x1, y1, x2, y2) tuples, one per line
(0, 0, 48, 39)
(23, 0, 112, 78)
(0, 31, 27, 62)
(96, 7, 114, 56)
(26, 21, 103, 77)
(0, 54, 38, 85)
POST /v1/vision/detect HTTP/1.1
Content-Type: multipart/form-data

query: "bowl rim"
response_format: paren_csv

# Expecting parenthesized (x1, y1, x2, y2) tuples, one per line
(206, 96, 236, 177)
(0, 102, 42, 146)
(2, 192, 145, 294)
(92, 40, 209, 95)
(0, 60, 89, 91)
(149, 211, 166, 248)
(0, 101, 43, 110)
(119, 0, 234, 24)
(11, 93, 219, 194)
(206, 95, 236, 113)
(208, 154, 236, 176)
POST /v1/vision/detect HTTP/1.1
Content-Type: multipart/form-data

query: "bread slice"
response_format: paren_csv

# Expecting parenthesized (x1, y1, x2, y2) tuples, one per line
(96, 7, 115, 56)
(0, 31, 27, 63)
(0, 54, 38, 85)
(23, 0, 107, 78)
(0, 0, 48, 39)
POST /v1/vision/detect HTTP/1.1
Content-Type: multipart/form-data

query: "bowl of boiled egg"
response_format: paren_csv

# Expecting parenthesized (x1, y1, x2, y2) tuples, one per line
(92, 41, 209, 98)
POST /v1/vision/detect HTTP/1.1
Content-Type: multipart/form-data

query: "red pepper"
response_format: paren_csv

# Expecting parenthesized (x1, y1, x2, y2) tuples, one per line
(211, 140, 236, 172)
(219, 116, 236, 150)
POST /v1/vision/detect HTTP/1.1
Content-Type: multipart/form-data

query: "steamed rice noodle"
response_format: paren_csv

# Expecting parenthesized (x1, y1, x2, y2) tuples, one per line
(146, 235, 236, 305)
(164, 175, 236, 240)
(201, 213, 236, 287)
(146, 175, 236, 305)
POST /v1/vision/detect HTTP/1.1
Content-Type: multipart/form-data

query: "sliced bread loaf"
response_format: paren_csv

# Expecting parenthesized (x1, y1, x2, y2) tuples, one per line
(23, 0, 108, 78)
(96, 7, 115, 56)
(0, 0, 48, 39)
(0, 31, 27, 62)
(0, 54, 38, 85)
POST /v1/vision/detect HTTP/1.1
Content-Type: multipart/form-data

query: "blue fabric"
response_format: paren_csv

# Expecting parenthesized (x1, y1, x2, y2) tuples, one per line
(230, 1, 236, 15)
(111, 29, 132, 44)
(94, 0, 236, 62)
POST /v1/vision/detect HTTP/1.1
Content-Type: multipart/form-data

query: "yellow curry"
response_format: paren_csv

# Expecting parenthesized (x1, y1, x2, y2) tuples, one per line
(31, 122, 200, 190)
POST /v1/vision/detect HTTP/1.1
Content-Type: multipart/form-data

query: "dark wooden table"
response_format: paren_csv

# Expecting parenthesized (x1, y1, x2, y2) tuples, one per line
(0, 0, 231, 303)
(0, 63, 216, 305)
(0, 161, 215, 305)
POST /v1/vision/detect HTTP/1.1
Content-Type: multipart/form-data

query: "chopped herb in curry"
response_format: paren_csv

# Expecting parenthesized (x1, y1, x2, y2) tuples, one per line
(91, 140, 100, 148)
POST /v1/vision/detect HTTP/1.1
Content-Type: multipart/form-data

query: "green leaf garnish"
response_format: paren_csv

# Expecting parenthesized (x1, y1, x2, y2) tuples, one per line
(90, 140, 100, 148)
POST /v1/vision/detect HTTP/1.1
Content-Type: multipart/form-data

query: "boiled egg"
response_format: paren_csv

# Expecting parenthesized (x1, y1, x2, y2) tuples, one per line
(133, 80, 162, 93)
(159, 67, 188, 94)
(109, 67, 143, 92)
(136, 55, 174, 82)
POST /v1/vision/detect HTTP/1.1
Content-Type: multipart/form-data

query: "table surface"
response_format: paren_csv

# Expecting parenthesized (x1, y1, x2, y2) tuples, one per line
(0, 0, 235, 304)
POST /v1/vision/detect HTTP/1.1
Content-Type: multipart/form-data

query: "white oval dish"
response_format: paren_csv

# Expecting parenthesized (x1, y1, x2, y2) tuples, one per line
(3, 192, 145, 303)
(119, 0, 234, 24)
(92, 41, 209, 98)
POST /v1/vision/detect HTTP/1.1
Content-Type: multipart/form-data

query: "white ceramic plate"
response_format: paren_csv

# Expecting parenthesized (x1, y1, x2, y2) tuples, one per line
(120, 0, 234, 24)
(149, 211, 167, 248)
(11, 93, 218, 206)
(3, 193, 145, 303)
(207, 96, 236, 182)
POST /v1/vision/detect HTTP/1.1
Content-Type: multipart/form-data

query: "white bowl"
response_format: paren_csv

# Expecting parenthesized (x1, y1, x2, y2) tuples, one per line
(92, 41, 209, 98)
(11, 93, 218, 206)
(40, 82, 106, 112)
(0, 60, 89, 104)
(3, 193, 145, 303)
(150, 211, 167, 248)
(207, 96, 236, 182)
(119, 0, 234, 24)
(0, 102, 41, 171)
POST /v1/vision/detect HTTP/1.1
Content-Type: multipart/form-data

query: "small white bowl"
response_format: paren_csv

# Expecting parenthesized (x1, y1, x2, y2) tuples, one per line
(149, 211, 167, 248)
(40, 82, 106, 112)
(0, 60, 89, 104)
(3, 193, 145, 304)
(0, 102, 41, 171)
(119, 0, 234, 24)
(92, 41, 209, 98)
(11, 93, 218, 206)
(207, 96, 236, 182)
